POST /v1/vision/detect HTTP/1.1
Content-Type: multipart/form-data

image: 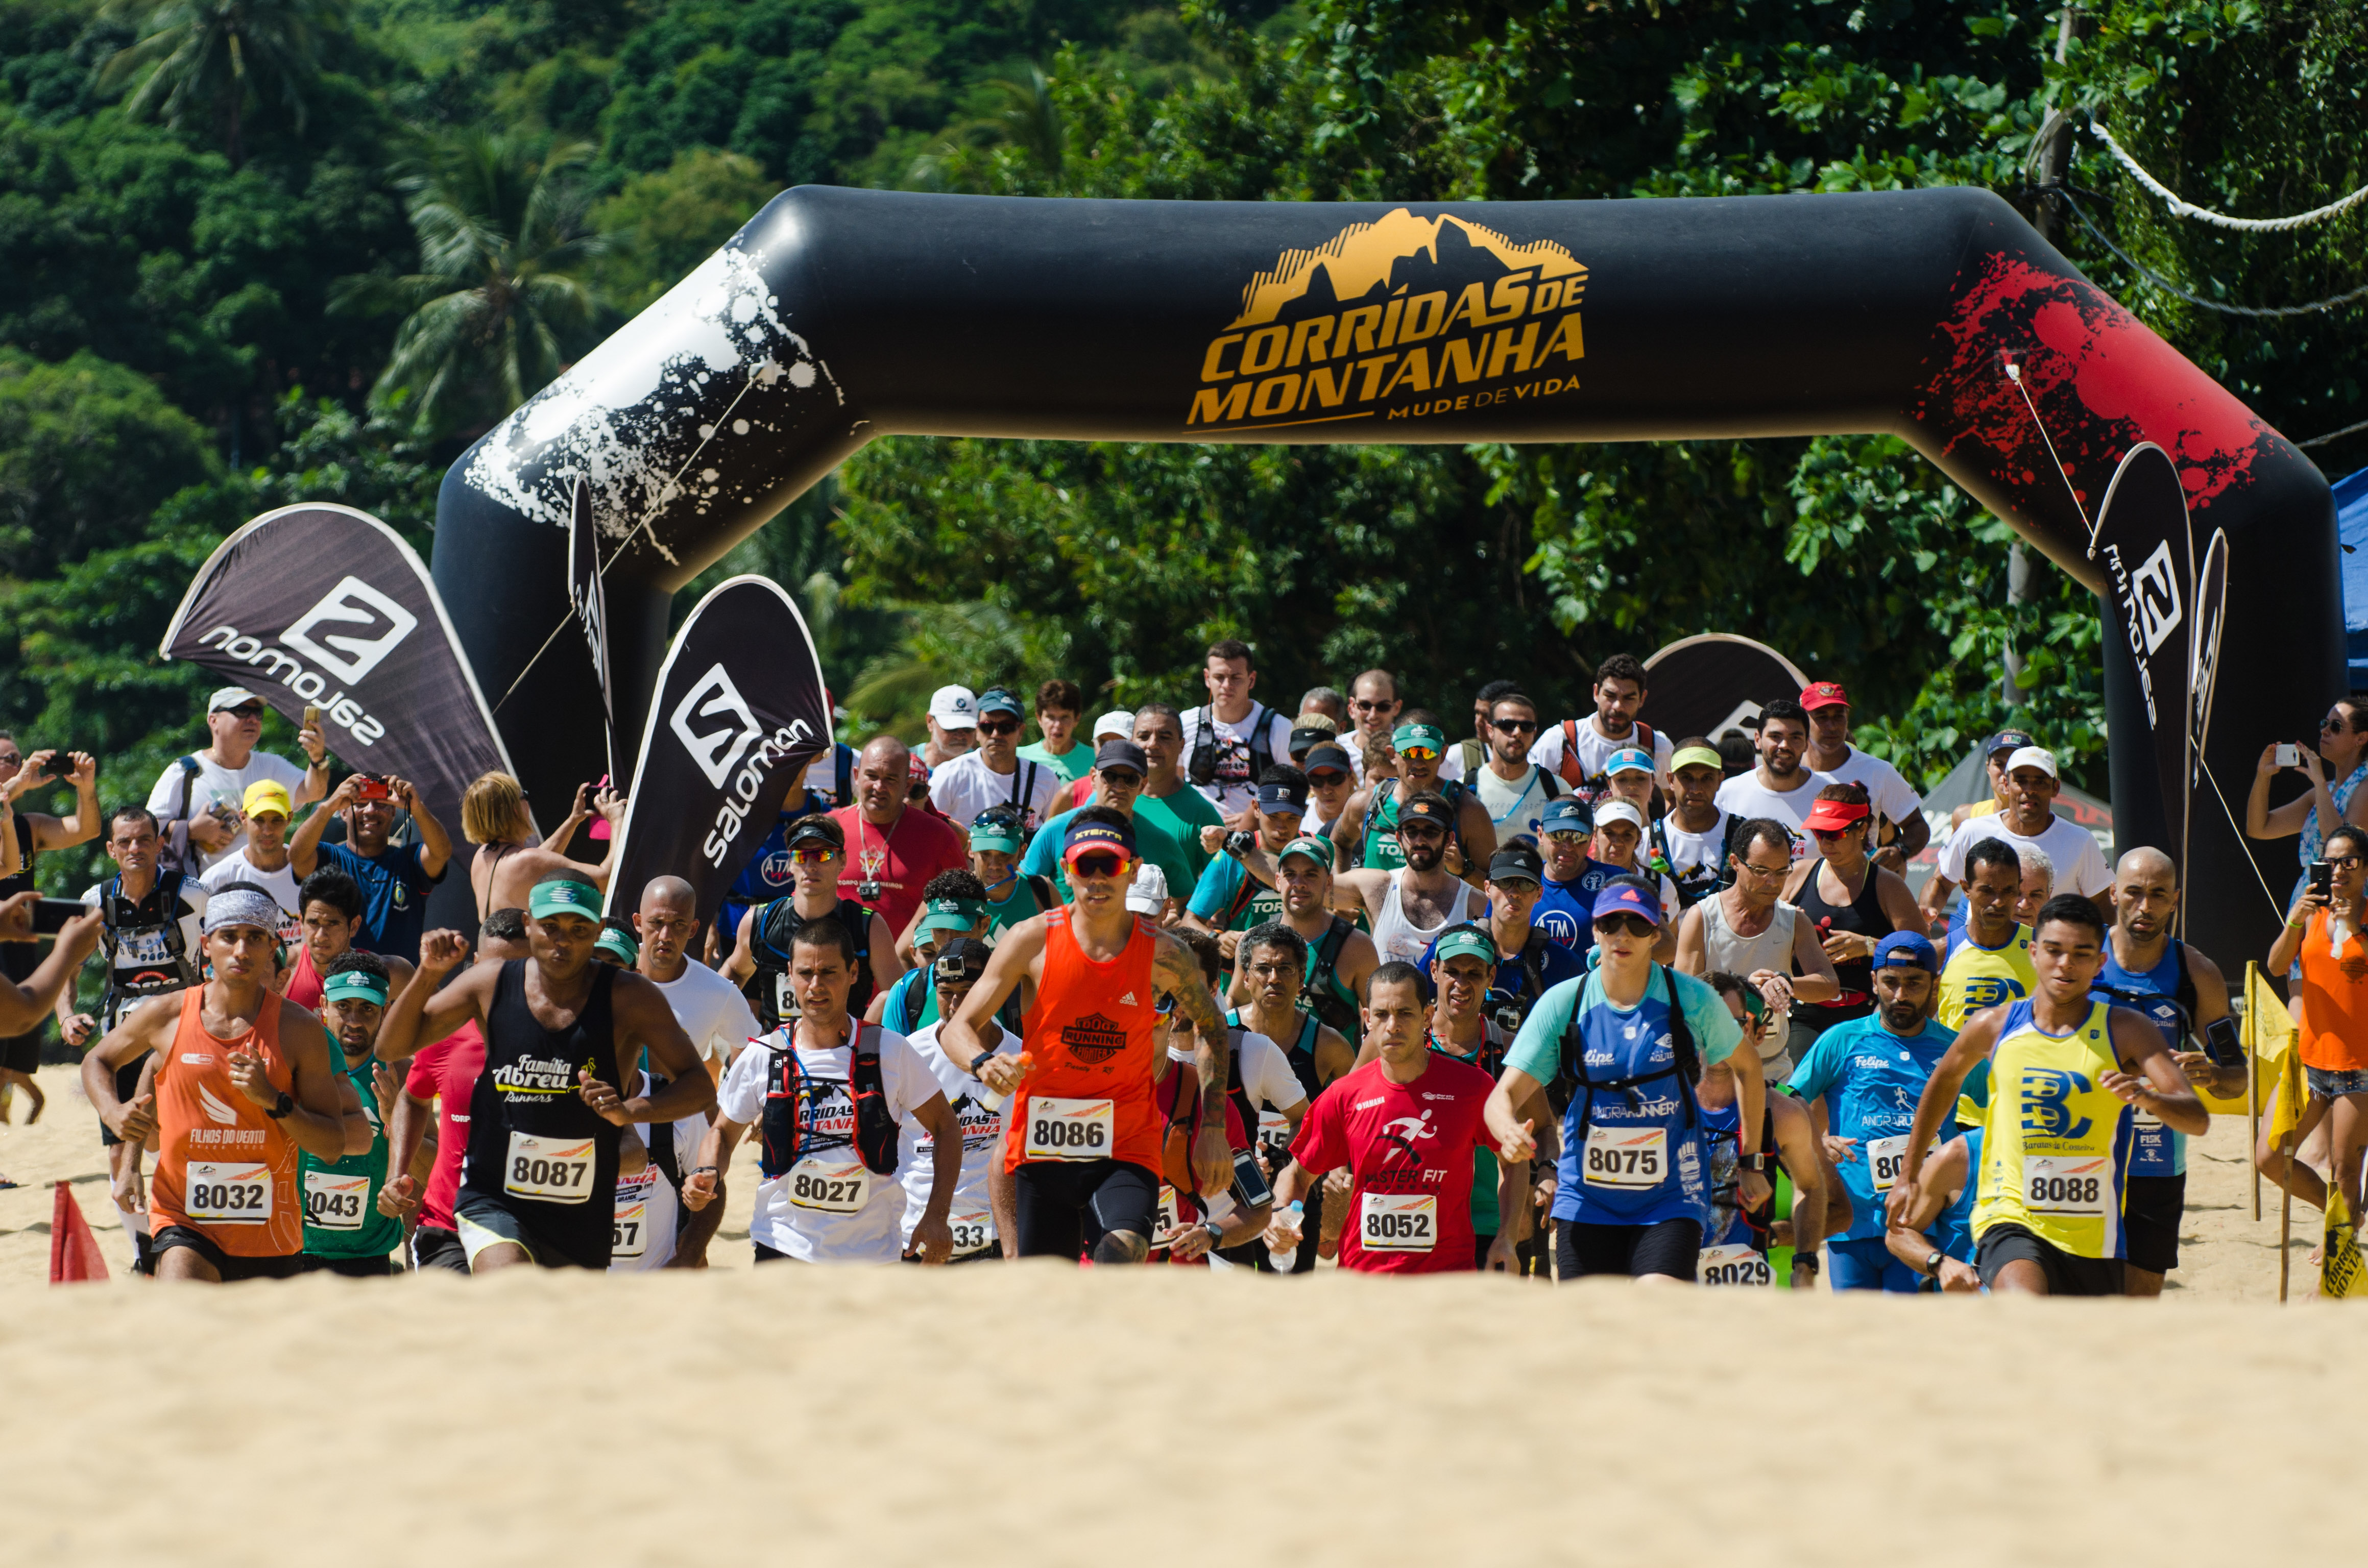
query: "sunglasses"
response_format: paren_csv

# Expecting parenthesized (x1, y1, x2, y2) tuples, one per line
(1593, 914, 1657, 938)
(977, 719, 1020, 736)
(2325, 717, 2355, 733)
(1100, 770, 1143, 787)
(223, 706, 265, 719)
(789, 846, 838, 864)
(1397, 822, 1447, 841)
(1308, 769, 1347, 785)
(2331, 855, 2366, 870)
(1071, 853, 1126, 879)
(0, 753, 20, 767)
(1399, 748, 1439, 763)
(1351, 700, 1394, 712)
(1491, 718, 1539, 734)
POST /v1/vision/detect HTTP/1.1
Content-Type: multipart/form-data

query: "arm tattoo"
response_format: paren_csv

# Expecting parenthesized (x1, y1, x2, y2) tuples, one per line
(1154, 935, 1230, 1112)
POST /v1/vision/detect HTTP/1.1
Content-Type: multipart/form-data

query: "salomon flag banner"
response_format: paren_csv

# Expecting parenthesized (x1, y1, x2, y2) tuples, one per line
(605, 575, 830, 921)
(158, 503, 520, 840)
(2090, 443, 2195, 868)
(1639, 633, 1812, 745)
(567, 477, 618, 784)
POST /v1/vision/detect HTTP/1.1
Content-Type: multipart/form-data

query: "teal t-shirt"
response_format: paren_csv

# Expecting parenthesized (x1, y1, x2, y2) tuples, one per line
(1017, 740, 1093, 783)
(1188, 853, 1287, 932)
(1504, 968, 1743, 1086)
(1137, 785, 1223, 880)
(301, 1049, 402, 1260)
(1019, 806, 1197, 907)
(982, 875, 1046, 934)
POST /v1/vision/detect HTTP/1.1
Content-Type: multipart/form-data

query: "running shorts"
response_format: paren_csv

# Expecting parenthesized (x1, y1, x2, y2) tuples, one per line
(303, 1253, 394, 1278)
(151, 1225, 305, 1282)
(1825, 1234, 1923, 1292)
(2122, 1173, 2185, 1276)
(454, 1192, 604, 1270)
(408, 1224, 469, 1274)
(1974, 1222, 2125, 1296)
(1555, 1217, 1702, 1281)
(1012, 1159, 1159, 1260)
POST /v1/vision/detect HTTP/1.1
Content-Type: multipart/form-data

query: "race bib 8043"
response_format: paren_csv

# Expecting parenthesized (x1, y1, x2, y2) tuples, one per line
(302, 1170, 369, 1232)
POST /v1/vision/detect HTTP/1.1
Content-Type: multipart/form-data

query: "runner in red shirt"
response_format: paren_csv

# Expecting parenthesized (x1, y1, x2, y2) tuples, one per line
(940, 807, 1236, 1263)
(833, 737, 966, 937)
(284, 868, 414, 1012)
(1270, 959, 1512, 1274)
(374, 910, 530, 1271)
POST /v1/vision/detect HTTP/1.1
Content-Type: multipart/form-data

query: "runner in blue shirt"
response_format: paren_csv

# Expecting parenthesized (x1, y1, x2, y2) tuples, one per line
(1531, 798, 1621, 954)
(1488, 876, 1748, 1281)
(1784, 930, 1958, 1291)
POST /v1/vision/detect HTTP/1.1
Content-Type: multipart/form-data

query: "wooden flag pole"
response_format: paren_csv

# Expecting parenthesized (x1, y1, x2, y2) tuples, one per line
(2279, 1131, 2294, 1304)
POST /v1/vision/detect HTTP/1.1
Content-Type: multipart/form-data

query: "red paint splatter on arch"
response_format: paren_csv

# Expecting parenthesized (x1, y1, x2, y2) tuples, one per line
(1909, 252, 2270, 529)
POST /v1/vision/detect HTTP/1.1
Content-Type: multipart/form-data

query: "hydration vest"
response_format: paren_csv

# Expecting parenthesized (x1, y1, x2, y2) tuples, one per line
(1554, 963, 1703, 1131)
(746, 897, 876, 1031)
(756, 1021, 901, 1179)
(99, 871, 201, 1023)
(1556, 719, 1657, 800)
(1187, 703, 1277, 792)
(1299, 916, 1360, 1039)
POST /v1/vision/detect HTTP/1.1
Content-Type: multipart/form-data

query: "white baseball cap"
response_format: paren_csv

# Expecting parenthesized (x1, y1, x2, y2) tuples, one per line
(2004, 745, 2059, 780)
(1124, 860, 1169, 914)
(1093, 709, 1135, 742)
(929, 685, 977, 729)
(1594, 799, 1646, 830)
(208, 686, 264, 714)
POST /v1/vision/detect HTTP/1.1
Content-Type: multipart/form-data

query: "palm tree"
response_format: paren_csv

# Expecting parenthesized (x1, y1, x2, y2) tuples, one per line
(332, 133, 611, 440)
(909, 65, 1064, 188)
(96, 0, 347, 167)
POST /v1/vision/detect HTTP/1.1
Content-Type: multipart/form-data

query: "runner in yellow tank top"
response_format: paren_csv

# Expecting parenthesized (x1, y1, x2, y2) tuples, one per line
(1889, 894, 2206, 1296)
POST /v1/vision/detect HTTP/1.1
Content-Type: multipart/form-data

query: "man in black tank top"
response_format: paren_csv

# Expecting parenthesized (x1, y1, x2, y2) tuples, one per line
(377, 878, 712, 1270)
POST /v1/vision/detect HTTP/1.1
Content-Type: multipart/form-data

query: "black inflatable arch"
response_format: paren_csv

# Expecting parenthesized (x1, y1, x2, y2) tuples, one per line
(433, 185, 2339, 966)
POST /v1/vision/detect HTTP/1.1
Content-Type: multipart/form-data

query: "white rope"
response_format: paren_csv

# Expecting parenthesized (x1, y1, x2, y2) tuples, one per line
(2090, 124, 2368, 233)
(2195, 755, 2292, 923)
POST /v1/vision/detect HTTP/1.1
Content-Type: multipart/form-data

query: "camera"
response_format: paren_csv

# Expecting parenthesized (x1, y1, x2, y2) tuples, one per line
(2276, 743, 2301, 768)
(352, 774, 393, 803)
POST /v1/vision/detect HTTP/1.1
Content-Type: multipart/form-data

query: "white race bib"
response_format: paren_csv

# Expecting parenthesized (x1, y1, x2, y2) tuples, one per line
(1022, 1097, 1114, 1162)
(116, 927, 173, 966)
(948, 1206, 996, 1257)
(504, 1132, 597, 1204)
(1582, 1124, 1669, 1189)
(612, 1199, 648, 1259)
(1257, 1108, 1294, 1162)
(786, 1155, 871, 1213)
(302, 1170, 369, 1232)
(1155, 1183, 1183, 1242)
(1698, 1242, 1773, 1287)
(186, 1161, 272, 1224)
(1359, 1191, 1437, 1253)
(771, 973, 800, 1021)
(2024, 1155, 2111, 1216)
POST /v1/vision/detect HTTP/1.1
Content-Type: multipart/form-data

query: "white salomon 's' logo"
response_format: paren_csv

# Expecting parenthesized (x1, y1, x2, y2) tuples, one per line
(198, 1084, 241, 1126)
(2130, 540, 2184, 655)
(671, 664, 762, 788)
(281, 576, 419, 683)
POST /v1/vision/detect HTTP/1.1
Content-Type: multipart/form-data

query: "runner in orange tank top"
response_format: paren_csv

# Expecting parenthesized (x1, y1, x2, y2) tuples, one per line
(940, 806, 1237, 1262)
(80, 886, 357, 1282)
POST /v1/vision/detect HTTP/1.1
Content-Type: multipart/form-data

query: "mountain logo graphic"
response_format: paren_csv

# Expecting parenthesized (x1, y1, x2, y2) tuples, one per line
(1186, 208, 1590, 435)
(198, 1083, 241, 1126)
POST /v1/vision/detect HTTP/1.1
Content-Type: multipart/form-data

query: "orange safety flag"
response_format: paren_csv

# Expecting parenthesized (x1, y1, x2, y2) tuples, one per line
(49, 1181, 109, 1284)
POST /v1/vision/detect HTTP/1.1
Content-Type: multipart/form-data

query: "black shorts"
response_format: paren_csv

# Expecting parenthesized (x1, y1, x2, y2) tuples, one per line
(1555, 1218, 1703, 1281)
(1012, 1159, 1160, 1260)
(303, 1253, 394, 1278)
(409, 1224, 470, 1273)
(454, 1192, 606, 1270)
(1975, 1223, 2126, 1296)
(98, 1058, 144, 1146)
(753, 1239, 800, 1264)
(0, 1026, 40, 1076)
(151, 1225, 306, 1282)
(2122, 1173, 2186, 1276)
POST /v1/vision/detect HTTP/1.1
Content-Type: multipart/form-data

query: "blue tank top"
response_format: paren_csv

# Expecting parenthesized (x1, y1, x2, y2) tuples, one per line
(1790, 1015, 1959, 1241)
(1551, 969, 1711, 1229)
(2091, 941, 2188, 1178)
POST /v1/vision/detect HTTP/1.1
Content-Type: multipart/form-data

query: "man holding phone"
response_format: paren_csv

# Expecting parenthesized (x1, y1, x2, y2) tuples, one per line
(144, 688, 328, 871)
(0, 738, 101, 1114)
(2090, 847, 2239, 1297)
(291, 773, 451, 963)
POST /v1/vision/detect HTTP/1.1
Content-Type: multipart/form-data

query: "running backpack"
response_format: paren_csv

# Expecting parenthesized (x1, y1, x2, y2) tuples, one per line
(757, 1022, 901, 1179)
(747, 897, 875, 1031)
(1555, 719, 1656, 793)
(2090, 942, 2200, 1048)
(99, 870, 200, 1017)
(1298, 916, 1360, 1039)
(1187, 703, 1277, 791)
(1552, 964, 1701, 1129)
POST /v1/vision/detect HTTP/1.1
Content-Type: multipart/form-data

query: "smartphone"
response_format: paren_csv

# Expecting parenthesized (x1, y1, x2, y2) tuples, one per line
(2203, 1017, 2244, 1071)
(352, 774, 393, 803)
(31, 897, 85, 935)
(302, 704, 321, 730)
(2277, 743, 2302, 768)
(2311, 860, 2334, 900)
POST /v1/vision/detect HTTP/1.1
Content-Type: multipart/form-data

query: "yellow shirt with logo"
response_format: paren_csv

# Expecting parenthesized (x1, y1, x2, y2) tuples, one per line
(1971, 999, 2133, 1259)
(1939, 924, 2036, 1031)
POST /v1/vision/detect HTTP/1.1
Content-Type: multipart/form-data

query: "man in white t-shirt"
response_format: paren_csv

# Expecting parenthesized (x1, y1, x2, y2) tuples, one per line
(631, 875, 762, 1267)
(1712, 697, 1823, 861)
(1527, 652, 1674, 802)
(1798, 681, 1928, 873)
(1922, 746, 2112, 923)
(899, 938, 1019, 1262)
(1647, 741, 1733, 910)
(195, 780, 304, 944)
(1180, 639, 1293, 816)
(927, 687, 1063, 841)
(1469, 691, 1563, 844)
(922, 685, 978, 771)
(146, 687, 329, 871)
(686, 920, 962, 1265)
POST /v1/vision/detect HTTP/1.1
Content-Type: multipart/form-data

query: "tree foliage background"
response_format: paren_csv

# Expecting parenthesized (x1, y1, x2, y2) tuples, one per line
(1, 0, 2363, 898)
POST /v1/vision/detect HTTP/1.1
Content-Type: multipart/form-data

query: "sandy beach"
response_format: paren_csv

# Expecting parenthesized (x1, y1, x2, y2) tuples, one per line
(0, 1063, 2352, 1565)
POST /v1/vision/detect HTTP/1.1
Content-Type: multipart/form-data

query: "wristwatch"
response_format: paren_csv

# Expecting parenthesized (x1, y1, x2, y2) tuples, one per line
(1202, 1220, 1225, 1247)
(968, 1047, 998, 1076)
(1738, 1151, 1767, 1172)
(1792, 1253, 1819, 1274)
(1924, 1248, 1946, 1278)
(264, 1090, 295, 1120)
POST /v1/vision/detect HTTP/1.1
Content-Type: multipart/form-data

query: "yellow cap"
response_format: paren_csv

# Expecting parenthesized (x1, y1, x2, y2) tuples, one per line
(242, 780, 293, 819)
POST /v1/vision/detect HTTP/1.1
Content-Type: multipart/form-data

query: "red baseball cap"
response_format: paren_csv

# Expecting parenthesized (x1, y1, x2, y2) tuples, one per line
(1800, 681, 1850, 711)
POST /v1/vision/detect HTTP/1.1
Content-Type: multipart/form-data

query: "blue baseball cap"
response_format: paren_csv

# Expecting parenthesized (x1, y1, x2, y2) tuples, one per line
(1590, 879, 1664, 926)
(1063, 815, 1135, 864)
(1871, 930, 1940, 973)
(1604, 747, 1654, 776)
(1540, 798, 1592, 836)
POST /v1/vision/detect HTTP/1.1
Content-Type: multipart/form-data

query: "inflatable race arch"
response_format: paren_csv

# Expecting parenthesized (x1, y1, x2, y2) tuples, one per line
(431, 185, 2340, 965)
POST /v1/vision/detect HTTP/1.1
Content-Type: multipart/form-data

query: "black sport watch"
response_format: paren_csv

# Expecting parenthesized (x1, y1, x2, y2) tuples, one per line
(1737, 1150, 1767, 1172)
(264, 1090, 295, 1120)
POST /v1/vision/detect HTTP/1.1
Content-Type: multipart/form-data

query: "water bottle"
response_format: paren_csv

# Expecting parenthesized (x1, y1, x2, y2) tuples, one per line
(1267, 1199, 1306, 1272)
